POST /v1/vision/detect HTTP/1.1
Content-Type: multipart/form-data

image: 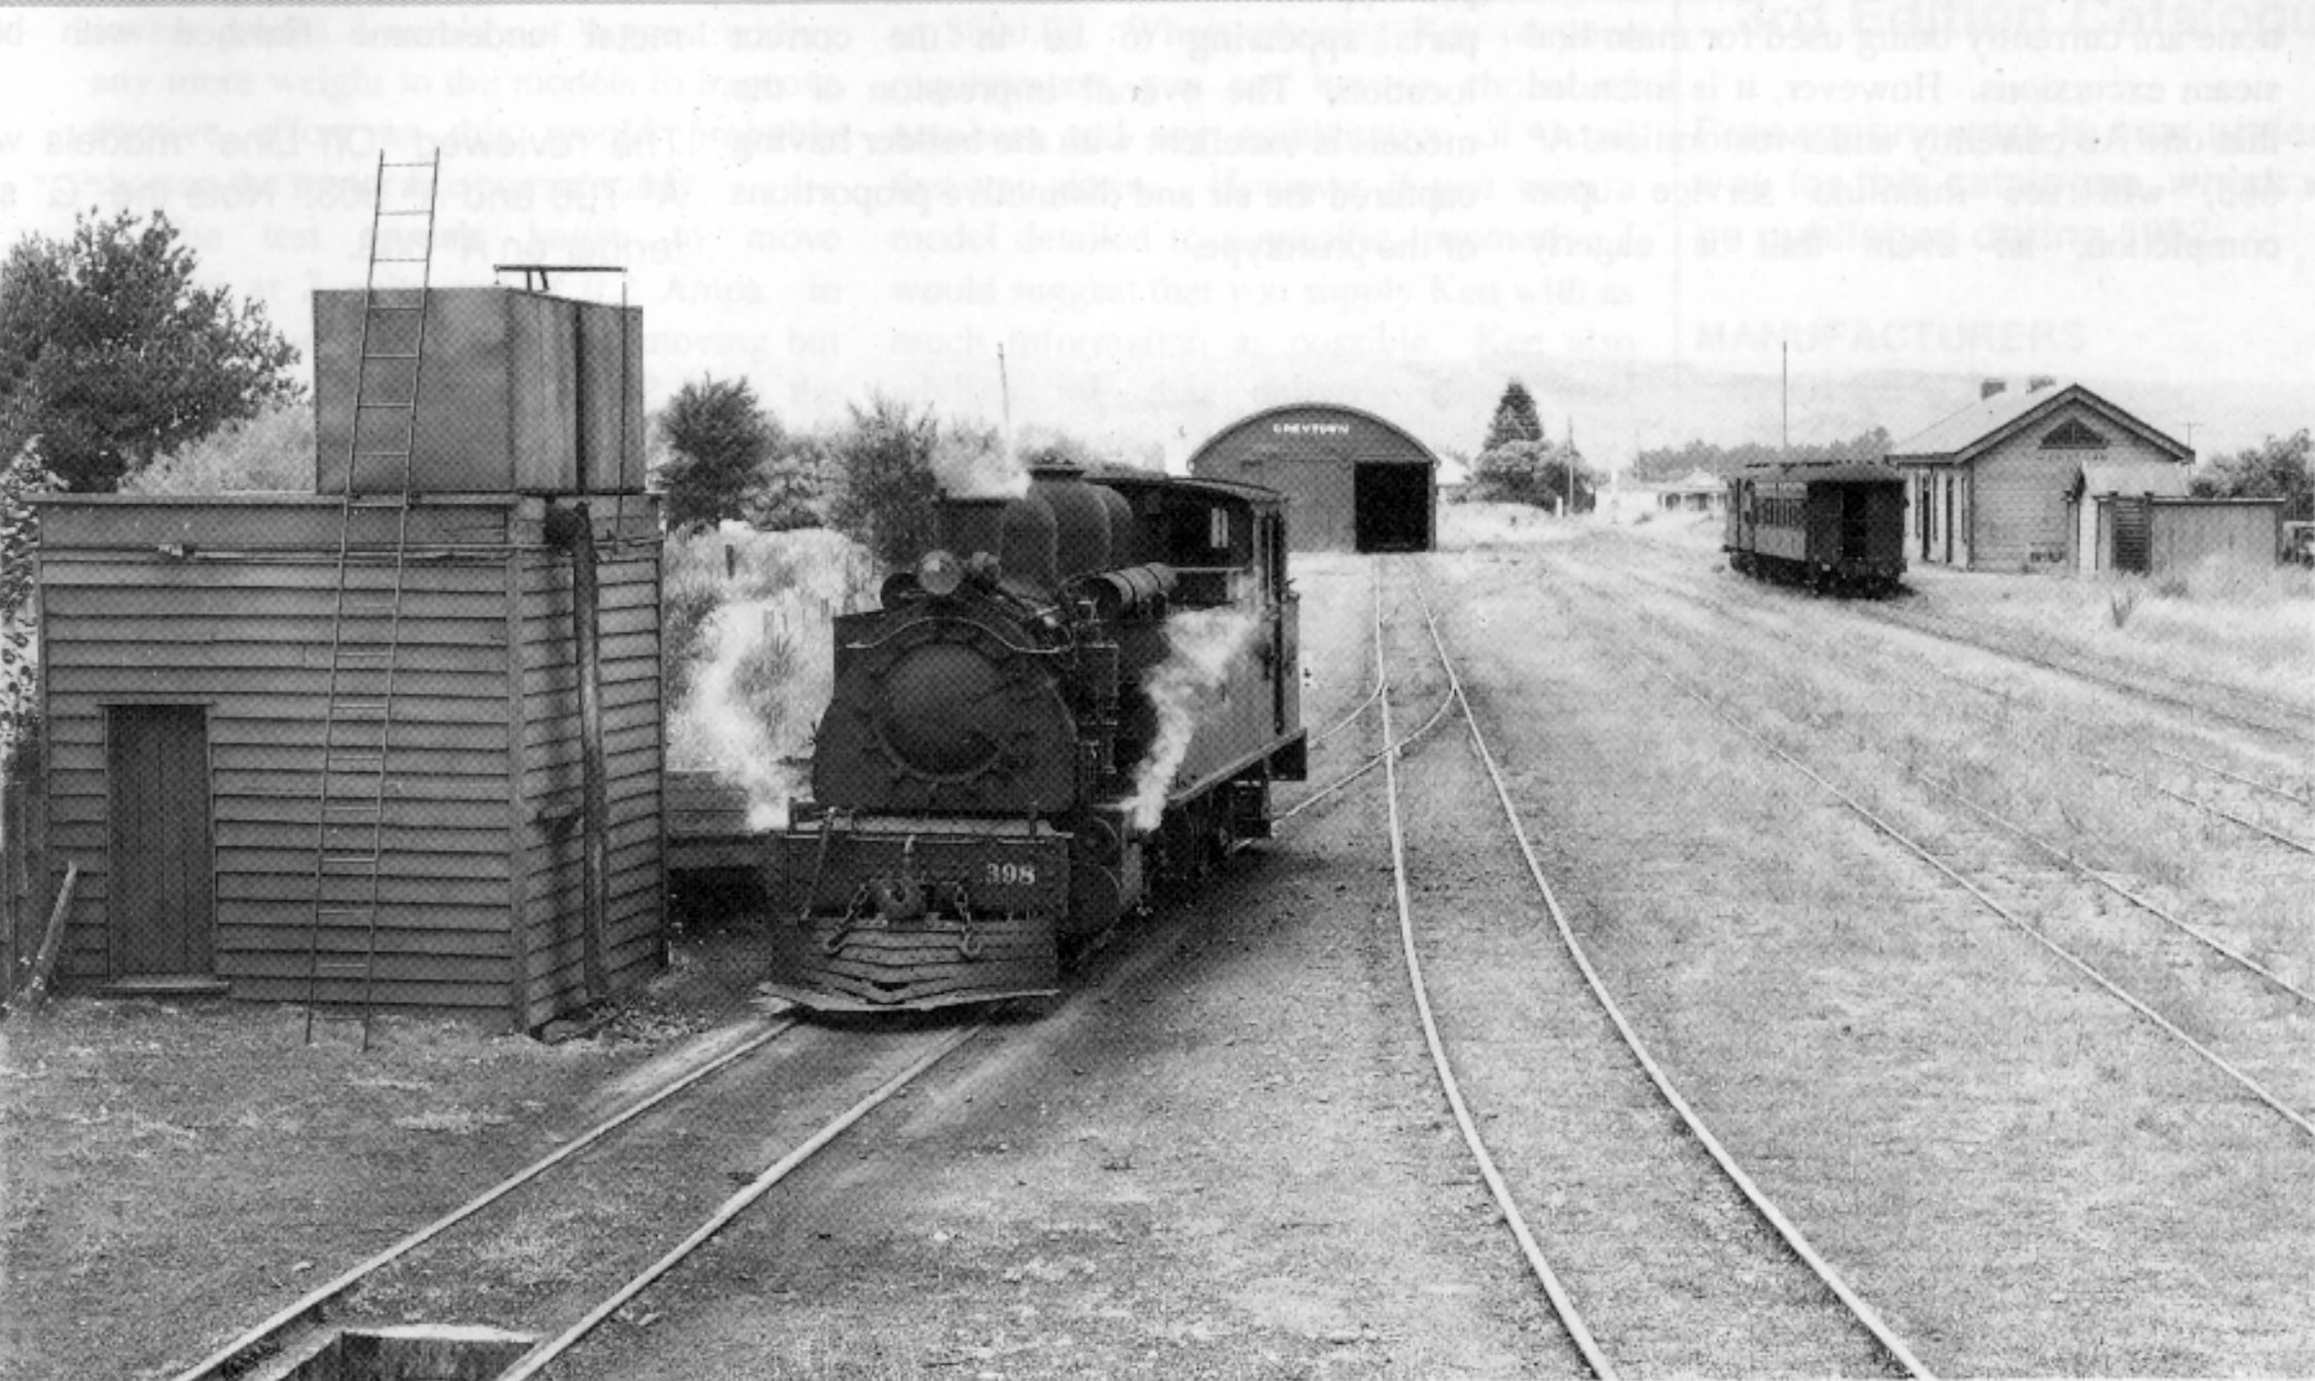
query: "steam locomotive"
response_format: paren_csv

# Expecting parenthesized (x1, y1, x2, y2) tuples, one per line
(1724, 460, 1908, 596)
(760, 464, 1308, 1011)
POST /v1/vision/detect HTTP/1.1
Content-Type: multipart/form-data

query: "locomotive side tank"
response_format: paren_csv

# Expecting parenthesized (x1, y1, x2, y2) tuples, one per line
(760, 465, 1307, 1011)
(1724, 460, 1907, 596)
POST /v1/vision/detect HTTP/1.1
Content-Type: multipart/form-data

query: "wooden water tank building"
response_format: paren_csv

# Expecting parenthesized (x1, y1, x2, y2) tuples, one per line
(22, 284, 666, 1031)
(1187, 402, 1438, 552)
(28, 495, 665, 1029)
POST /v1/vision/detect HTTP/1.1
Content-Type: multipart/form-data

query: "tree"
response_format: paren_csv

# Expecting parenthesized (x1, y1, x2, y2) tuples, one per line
(1, 436, 57, 763)
(1472, 438, 1549, 505)
(746, 431, 833, 531)
(827, 394, 941, 570)
(1472, 437, 1596, 512)
(1538, 442, 1598, 515)
(2191, 429, 2311, 521)
(0, 209, 300, 492)
(1629, 425, 1892, 481)
(657, 375, 778, 532)
(121, 399, 312, 494)
(1481, 379, 1545, 454)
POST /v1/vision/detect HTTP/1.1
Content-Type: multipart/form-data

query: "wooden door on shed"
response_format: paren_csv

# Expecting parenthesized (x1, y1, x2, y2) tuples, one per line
(106, 705, 216, 976)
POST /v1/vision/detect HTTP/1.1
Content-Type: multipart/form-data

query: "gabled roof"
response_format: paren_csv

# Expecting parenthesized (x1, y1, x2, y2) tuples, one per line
(1887, 383, 2190, 465)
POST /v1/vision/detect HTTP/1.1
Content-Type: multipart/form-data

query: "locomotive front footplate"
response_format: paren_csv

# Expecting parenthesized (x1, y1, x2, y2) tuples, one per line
(763, 814, 1071, 1012)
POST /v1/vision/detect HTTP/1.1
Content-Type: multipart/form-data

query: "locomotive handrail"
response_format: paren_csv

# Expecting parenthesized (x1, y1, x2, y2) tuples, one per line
(841, 615, 1062, 659)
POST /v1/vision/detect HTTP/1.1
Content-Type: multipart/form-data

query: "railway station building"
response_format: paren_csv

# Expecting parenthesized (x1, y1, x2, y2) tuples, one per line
(1887, 379, 2192, 572)
(1186, 402, 1438, 553)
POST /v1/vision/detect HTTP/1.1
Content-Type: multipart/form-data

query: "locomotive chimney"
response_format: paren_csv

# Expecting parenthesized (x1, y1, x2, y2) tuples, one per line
(941, 496, 1010, 564)
(1980, 378, 2008, 400)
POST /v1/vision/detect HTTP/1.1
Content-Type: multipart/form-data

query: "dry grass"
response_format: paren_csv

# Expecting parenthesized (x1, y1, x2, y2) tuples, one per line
(1681, 605, 2314, 991)
(1911, 556, 2314, 705)
(1436, 499, 1590, 550)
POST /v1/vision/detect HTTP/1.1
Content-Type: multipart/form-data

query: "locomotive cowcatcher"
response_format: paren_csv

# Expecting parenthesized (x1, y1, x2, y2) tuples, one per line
(760, 464, 1307, 1011)
(1724, 460, 1908, 596)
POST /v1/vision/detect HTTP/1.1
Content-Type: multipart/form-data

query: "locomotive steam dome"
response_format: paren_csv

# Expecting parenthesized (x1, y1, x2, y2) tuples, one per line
(1028, 463, 1113, 581)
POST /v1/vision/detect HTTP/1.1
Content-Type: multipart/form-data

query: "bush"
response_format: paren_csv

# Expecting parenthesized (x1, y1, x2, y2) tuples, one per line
(121, 401, 311, 494)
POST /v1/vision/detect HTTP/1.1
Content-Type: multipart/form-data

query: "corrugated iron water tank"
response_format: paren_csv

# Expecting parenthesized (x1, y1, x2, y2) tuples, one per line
(313, 287, 645, 495)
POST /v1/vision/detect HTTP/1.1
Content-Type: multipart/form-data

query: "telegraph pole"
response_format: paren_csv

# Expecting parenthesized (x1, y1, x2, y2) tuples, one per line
(996, 343, 1013, 462)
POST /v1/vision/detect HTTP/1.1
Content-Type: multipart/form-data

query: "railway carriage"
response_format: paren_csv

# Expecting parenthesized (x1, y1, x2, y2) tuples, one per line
(1724, 461, 1907, 596)
(759, 464, 1307, 1012)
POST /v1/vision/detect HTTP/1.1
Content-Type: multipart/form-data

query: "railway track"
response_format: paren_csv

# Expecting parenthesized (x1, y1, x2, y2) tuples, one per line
(1372, 559, 1930, 1377)
(1279, 576, 1459, 825)
(1554, 559, 2315, 1012)
(1590, 545, 2315, 850)
(173, 1015, 994, 1381)
(493, 1023, 987, 1379)
(1550, 578, 2315, 1149)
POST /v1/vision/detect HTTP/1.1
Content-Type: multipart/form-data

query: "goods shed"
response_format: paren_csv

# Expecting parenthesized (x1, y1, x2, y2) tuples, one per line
(1187, 402, 1437, 552)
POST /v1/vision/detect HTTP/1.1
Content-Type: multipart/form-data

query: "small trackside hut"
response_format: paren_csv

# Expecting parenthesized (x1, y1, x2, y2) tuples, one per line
(25, 284, 666, 1032)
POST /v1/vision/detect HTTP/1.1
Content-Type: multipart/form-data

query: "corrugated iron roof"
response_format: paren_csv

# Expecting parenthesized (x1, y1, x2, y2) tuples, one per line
(1887, 382, 2190, 465)
(1889, 384, 2072, 460)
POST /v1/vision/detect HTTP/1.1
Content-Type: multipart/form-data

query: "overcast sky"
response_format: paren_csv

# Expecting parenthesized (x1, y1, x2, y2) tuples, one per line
(3, 1, 2309, 466)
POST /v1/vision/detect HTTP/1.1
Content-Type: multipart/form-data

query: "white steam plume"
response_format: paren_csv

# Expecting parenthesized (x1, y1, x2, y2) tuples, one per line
(1124, 606, 1265, 833)
(932, 422, 1029, 500)
(676, 596, 805, 830)
(664, 528, 880, 833)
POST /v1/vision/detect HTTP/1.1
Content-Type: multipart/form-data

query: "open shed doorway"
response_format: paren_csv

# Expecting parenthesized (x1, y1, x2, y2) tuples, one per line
(1353, 464, 1432, 552)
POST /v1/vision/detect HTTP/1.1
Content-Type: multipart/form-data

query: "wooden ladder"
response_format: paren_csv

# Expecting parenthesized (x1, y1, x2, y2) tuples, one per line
(303, 150, 441, 1049)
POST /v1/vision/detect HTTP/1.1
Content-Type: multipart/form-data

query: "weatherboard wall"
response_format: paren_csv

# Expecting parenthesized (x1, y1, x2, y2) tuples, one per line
(512, 504, 667, 1031)
(30, 494, 664, 1028)
(1969, 415, 2180, 571)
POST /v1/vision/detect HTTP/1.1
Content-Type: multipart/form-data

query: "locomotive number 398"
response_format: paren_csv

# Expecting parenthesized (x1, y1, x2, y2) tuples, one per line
(985, 861, 1038, 887)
